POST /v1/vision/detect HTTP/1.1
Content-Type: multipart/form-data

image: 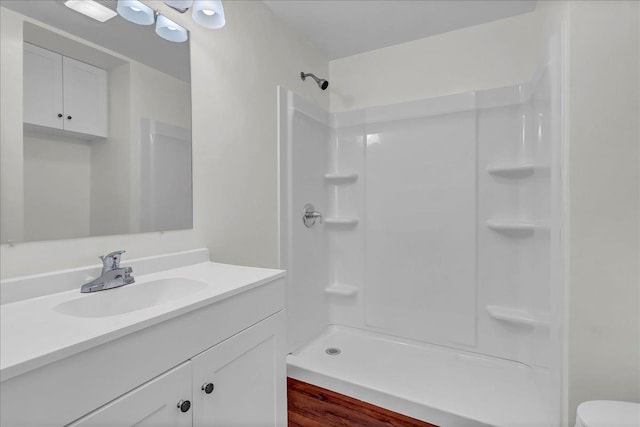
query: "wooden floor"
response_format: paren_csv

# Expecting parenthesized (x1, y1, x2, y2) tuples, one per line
(287, 378, 438, 427)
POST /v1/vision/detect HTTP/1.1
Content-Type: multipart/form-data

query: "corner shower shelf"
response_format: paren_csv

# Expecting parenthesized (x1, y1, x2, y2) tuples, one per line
(486, 305, 550, 327)
(324, 173, 359, 184)
(486, 163, 536, 178)
(324, 217, 359, 226)
(486, 220, 538, 233)
(324, 284, 358, 296)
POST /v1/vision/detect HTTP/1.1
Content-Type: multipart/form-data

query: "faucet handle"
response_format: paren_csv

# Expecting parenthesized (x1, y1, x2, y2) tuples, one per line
(100, 250, 126, 271)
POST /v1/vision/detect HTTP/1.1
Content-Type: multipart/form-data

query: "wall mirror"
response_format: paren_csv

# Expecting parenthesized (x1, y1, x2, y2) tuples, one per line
(0, 0, 192, 244)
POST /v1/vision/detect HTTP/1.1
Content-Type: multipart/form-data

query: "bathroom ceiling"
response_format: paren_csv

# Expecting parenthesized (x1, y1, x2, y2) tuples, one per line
(262, 0, 538, 59)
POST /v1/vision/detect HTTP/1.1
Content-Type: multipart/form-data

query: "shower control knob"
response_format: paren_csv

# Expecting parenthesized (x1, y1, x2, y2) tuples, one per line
(66, 115, 72, 120)
(57, 113, 63, 118)
(177, 400, 191, 413)
(302, 203, 323, 228)
(201, 382, 214, 394)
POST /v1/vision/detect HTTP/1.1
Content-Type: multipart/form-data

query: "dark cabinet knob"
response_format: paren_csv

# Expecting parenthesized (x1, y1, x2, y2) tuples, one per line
(201, 382, 214, 394)
(66, 115, 72, 120)
(57, 113, 63, 118)
(177, 399, 191, 413)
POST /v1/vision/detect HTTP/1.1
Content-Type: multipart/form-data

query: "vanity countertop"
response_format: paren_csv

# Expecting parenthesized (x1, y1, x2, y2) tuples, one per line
(0, 261, 285, 382)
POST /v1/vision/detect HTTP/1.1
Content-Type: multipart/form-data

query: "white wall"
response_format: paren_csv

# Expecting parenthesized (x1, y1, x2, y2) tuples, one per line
(0, 8, 24, 245)
(23, 133, 91, 241)
(566, 0, 640, 423)
(0, 1, 329, 278)
(90, 63, 131, 237)
(329, 11, 545, 112)
(128, 61, 191, 233)
(189, 1, 329, 269)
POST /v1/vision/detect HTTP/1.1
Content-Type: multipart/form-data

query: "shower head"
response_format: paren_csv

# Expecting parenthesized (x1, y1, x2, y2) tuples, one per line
(301, 72, 329, 90)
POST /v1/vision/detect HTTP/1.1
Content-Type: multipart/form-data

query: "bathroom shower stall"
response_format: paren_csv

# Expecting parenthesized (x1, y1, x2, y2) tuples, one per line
(279, 36, 564, 427)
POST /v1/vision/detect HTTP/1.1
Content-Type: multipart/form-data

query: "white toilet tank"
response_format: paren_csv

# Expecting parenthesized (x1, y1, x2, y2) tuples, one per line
(575, 400, 640, 427)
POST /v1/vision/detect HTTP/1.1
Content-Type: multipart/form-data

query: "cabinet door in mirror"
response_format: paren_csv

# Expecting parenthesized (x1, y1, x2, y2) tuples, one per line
(0, 2, 192, 244)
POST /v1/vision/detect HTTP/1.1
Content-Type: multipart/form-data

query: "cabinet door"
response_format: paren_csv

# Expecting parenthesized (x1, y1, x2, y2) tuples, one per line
(67, 362, 192, 427)
(192, 311, 287, 427)
(23, 43, 63, 129)
(62, 56, 108, 137)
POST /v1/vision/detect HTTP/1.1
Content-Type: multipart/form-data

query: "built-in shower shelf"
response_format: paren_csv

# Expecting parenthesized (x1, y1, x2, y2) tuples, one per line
(486, 220, 538, 233)
(325, 217, 359, 226)
(324, 284, 358, 296)
(324, 173, 359, 184)
(486, 305, 550, 327)
(487, 163, 536, 178)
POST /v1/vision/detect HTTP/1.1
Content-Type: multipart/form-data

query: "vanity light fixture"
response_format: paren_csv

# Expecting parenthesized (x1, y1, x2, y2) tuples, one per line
(117, 0, 188, 42)
(64, 0, 118, 22)
(116, 0, 226, 43)
(164, 0, 226, 29)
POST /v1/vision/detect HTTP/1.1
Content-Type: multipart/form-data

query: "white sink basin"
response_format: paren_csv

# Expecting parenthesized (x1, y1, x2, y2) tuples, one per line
(54, 278, 208, 318)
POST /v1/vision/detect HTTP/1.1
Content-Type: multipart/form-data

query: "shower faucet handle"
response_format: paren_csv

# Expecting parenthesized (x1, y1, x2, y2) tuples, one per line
(303, 203, 323, 228)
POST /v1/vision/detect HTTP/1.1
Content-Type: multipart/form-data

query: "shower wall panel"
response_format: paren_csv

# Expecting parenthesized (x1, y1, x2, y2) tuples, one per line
(364, 112, 477, 347)
(278, 88, 331, 353)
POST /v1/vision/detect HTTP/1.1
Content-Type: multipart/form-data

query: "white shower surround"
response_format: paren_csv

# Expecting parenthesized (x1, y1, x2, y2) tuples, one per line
(278, 37, 563, 426)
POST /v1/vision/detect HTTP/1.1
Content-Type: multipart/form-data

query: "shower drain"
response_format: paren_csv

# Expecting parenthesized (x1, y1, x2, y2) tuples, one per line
(325, 347, 341, 356)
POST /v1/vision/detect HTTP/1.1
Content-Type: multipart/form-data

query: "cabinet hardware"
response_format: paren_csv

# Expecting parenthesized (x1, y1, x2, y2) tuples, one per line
(201, 382, 215, 394)
(177, 400, 191, 413)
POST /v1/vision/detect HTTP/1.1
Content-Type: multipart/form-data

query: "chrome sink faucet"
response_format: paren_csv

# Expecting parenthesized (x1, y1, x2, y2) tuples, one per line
(81, 250, 135, 293)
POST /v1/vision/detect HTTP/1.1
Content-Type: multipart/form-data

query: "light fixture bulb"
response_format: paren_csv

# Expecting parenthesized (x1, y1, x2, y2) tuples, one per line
(116, 0, 155, 25)
(192, 0, 225, 29)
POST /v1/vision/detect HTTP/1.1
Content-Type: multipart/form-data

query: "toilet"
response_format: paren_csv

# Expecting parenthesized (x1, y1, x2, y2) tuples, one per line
(576, 400, 640, 427)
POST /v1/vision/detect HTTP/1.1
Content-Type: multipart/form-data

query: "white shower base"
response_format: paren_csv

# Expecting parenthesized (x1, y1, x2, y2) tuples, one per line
(287, 326, 550, 427)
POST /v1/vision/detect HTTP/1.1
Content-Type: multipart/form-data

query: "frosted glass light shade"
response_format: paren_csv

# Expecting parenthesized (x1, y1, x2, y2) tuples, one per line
(192, 0, 225, 29)
(117, 0, 155, 25)
(155, 14, 189, 42)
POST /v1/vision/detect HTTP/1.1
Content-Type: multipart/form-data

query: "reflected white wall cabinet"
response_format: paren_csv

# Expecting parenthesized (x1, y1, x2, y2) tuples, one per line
(24, 43, 107, 138)
(68, 312, 286, 427)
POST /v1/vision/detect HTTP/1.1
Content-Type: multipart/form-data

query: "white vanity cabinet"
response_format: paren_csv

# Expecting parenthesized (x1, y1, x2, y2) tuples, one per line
(68, 312, 286, 427)
(23, 43, 108, 138)
(0, 259, 287, 427)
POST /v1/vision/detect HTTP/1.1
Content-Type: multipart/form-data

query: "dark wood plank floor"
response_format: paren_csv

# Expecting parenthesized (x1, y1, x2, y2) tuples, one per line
(287, 377, 439, 427)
